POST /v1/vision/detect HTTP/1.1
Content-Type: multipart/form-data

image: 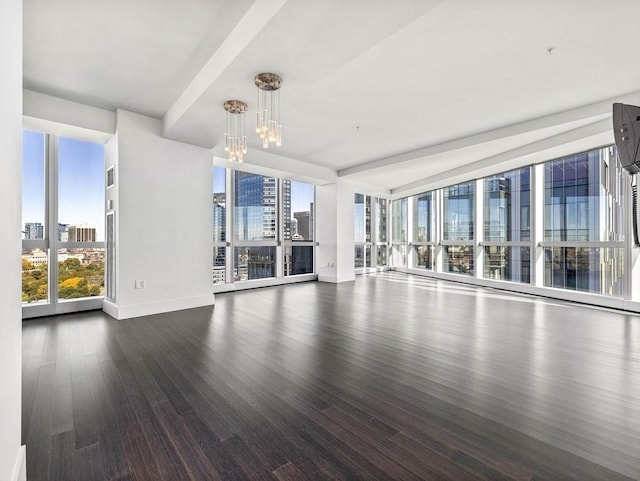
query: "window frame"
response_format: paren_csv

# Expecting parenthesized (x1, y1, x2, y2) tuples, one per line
(22, 132, 106, 319)
(538, 147, 626, 296)
(479, 167, 532, 283)
(212, 166, 317, 292)
(410, 190, 438, 270)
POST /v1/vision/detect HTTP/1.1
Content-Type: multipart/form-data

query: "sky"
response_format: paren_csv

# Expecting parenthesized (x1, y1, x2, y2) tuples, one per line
(23, 130, 106, 240)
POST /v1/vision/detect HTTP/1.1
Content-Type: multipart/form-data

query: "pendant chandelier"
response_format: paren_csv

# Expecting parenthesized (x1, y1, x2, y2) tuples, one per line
(255, 72, 282, 148)
(223, 100, 248, 162)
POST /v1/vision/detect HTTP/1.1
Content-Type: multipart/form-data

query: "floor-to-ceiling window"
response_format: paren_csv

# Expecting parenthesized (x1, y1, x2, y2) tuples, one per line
(22, 131, 105, 317)
(212, 166, 227, 284)
(399, 144, 628, 305)
(391, 198, 408, 268)
(284, 180, 315, 275)
(376, 197, 388, 267)
(234, 171, 277, 281)
(442, 181, 474, 275)
(354, 193, 369, 268)
(22, 131, 48, 304)
(354, 193, 389, 271)
(412, 191, 436, 270)
(212, 166, 315, 289)
(542, 147, 625, 295)
(482, 167, 531, 282)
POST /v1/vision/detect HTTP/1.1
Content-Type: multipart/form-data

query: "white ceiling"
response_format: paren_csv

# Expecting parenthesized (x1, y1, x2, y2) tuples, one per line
(23, 0, 640, 194)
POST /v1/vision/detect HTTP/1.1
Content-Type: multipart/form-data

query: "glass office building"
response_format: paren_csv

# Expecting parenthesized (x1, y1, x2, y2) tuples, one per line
(372, 145, 626, 300)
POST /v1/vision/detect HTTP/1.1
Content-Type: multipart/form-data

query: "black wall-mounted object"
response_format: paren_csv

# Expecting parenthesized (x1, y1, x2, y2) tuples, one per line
(613, 102, 640, 245)
(613, 102, 640, 174)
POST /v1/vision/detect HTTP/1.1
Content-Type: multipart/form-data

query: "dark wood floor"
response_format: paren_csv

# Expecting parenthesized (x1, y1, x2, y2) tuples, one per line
(22, 272, 640, 480)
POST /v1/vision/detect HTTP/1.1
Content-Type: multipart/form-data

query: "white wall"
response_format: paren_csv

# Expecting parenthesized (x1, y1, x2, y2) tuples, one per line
(0, 1, 26, 480)
(103, 110, 214, 319)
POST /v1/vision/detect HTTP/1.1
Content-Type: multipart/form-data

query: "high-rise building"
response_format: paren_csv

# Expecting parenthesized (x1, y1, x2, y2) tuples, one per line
(68, 225, 96, 242)
(58, 223, 69, 242)
(233, 173, 284, 280)
(212, 265, 225, 284)
(235, 172, 279, 240)
(212, 192, 226, 242)
(282, 179, 291, 240)
(235, 250, 249, 281)
(484, 177, 512, 281)
(24, 222, 44, 240)
(483, 170, 530, 283)
(213, 192, 227, 283)
(294, 210, 311, 241)
(234, 173, 293, 241)
(543, 151, 609, 293)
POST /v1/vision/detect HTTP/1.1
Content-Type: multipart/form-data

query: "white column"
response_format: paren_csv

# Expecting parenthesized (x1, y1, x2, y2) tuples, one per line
(406, 196, 414, 269)
(436, 189, 444, 272)
(475, 178, 484, 278)
(103, 110, 215, 319)
(316, 180, 356, 283)
(532, 162, 546, 287)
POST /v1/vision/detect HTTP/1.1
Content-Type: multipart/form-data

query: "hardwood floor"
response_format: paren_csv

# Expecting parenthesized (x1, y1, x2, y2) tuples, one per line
(22, 272, 640, 480)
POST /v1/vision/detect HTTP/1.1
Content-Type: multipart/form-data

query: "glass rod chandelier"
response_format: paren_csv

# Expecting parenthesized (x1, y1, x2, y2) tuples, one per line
(255, 72, 282, 148)
(223, 99, 248, 162)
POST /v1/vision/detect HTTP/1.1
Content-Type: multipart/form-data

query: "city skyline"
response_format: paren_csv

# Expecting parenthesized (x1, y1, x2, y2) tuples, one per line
(212, 170, 315, 283)
(23, 222, 98, 242)
(213, 191, 313, 239)
(22, 143, 313, 244)
(213, 166, 314, 216)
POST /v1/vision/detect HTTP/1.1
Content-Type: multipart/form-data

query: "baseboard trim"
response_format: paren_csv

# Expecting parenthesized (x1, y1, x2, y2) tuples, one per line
(318, 273, 355, 283)
(11, 445, 26, 481)
(103, 294, 215, 320)
(212, 274, 317, 293)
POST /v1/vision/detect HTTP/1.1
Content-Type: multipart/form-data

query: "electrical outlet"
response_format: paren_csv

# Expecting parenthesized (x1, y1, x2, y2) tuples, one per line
(135, 280, 146, 289)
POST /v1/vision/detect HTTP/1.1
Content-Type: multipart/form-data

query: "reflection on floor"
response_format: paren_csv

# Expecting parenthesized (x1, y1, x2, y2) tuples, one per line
(22, 272, 640, 480)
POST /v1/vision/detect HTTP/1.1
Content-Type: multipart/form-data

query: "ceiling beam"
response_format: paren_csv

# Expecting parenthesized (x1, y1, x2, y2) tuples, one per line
(391, 118, 612, 197)
(23, 89, 115, 143)
(214, 148, 337, 186)
(162, 0, 288, 138)
(338, 90, 640, 179)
